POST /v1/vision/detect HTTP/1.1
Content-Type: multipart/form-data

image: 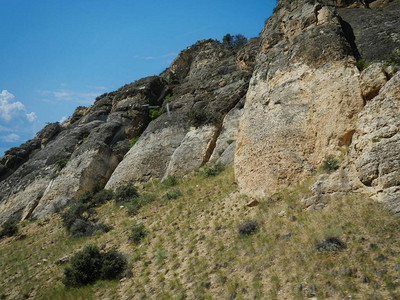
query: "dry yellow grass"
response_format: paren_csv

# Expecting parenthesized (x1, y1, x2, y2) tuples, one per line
(1, 167, 400, 299)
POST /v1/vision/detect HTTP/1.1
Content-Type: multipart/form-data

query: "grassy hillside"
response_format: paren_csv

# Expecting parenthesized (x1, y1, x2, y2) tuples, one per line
(1, 167, 400, 299)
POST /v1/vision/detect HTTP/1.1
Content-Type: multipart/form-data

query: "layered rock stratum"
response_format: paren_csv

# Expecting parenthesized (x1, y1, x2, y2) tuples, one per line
(0, 0, 399, 224)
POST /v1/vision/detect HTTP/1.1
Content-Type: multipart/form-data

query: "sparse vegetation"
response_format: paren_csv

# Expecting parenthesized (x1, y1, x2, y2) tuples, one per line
(0, 218, 18, 238)
(149, 107, 163, 120)
(222, 33, 248, 49)
(61, 190, 114, 237)
(238, 220, 259, 236)
(114, 183, 138, 203)
(63, 244, 127, 287)
(201, 161, 225, 177)
(162, 189, 182, 200)
(322, 155, 340, 172)
(356, 58, 369, 71)
(129, 137, 139, 148)
(129, 223, 147, 244)
(3, 167, 400, 299)
(161, 174, 179, 187)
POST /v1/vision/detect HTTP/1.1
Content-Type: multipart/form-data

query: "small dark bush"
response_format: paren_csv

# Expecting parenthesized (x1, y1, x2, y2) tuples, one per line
(149, 107, 163, 120)
(126, 194, 156, 216)
(61, 202, 92, 231)
(322, 156, 339, 172)
(129, 223, 147, 244)
(356, 58, 368, 71)
(92, 189, 114, 206)
(63, 245, 103, 287)
(315, 237, 346, 252)
(238, 221, 259, 236)
(63, 245, 127, 287)
(161, 175, 179, 187)
(202, 162, 225, 177)
(0, 219, 18, 238)
(115, 183, 138, 203)
(69, 219, 112, 238)
(75, 191, 93, 204)
(100, 249, 127, 280)
(163, 189, 182, 200)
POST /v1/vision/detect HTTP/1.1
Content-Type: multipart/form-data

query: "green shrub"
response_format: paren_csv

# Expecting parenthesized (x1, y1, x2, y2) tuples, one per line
(238, 221, 259, 236)
(63, 245, 127, 287)
(61, 189, 114, 237)
(114, 183, 138, 203)
(161, 175, 179, 188)
(92, 189, 114, 207)
(322, 156, 339, 173)
(202, 162, 225, 177)
(356, 58, 368, 71)
(100, 249, 128, 280)
(163, 189, 182, 200)
(0, 218, 18, 238)
(129, 137, 139, 148)
(129, 223, 147, 244)
(149, 107, 163, 120)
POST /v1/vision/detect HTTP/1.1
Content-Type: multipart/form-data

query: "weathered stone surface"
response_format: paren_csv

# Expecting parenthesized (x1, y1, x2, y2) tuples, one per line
(163, 125, 216, 178)
(105, 125, 187, 188)
(360, 63, 387, 100)
(0, 77, 167, 223)
(307, 72, 400, 212)
(235, 1, 364, 196)
(210, 108, 243, 166)
(337, 1, 400, 63)
(107, 40, 254, 189)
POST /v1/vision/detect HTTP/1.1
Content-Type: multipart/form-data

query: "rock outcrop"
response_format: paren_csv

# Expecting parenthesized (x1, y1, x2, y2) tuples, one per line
(0, 0, 399, 223)
(235, 1, 365, 196)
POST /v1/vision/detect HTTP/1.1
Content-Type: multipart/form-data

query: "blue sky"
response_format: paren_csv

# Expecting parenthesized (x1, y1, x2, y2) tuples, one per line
(0, 0, 274, 156)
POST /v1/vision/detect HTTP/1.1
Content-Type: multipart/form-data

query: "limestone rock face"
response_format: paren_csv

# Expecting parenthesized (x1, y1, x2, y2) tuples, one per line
(210, 108, 243, 166)
(307, 72, 400, 211)
(107, 40, 254, 189)
(359, 63, 388, 100)
(0, 77, 166, 223)
(235, 0, 364, 196)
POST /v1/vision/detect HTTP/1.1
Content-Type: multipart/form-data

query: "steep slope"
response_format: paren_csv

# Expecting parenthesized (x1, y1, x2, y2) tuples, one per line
(0, 39, 258, 223)
(235, 0, 400, 211)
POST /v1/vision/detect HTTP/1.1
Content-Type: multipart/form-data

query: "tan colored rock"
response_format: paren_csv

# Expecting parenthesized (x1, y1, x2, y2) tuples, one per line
(235, 3, 364, 197)
(307, 73, 400, 212)
(163, 125, 216, 179)
(316, 7, 336, 25)
(360, 63, 388, 100)
(106, 126, 187, 189)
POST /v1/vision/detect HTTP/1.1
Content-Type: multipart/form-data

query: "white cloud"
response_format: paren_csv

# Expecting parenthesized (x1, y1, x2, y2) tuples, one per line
(36, 89, 101, 105)
(133, 52, 178, 61)
(0, 90, 26, 122)
(26, 112, 38, 123)
(2, 133, 20, 142)
(0, 125, 12, 132)
(59, 116, 68, 123)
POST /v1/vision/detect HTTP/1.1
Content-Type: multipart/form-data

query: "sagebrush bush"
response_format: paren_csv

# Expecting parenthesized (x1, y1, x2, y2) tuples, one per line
(163, 189, 182, 200)
(129, 223, 147, 244)
(61, 189, 114, 237)
(92, 189, 114, 206)
(238, 220, 259, 236)
(0, 219, 18, 238)
(63, 245, 127, 287)
(202, 162, 225, 177)
(161, 175, 179, 187)
(322, 156, 339, 172)
(115, 183, 138, 203)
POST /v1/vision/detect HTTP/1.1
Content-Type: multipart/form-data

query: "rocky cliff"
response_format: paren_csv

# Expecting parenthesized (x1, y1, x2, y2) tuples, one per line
(0, 0, 399, 224)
